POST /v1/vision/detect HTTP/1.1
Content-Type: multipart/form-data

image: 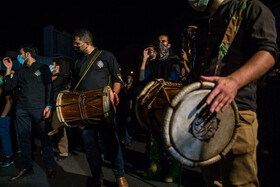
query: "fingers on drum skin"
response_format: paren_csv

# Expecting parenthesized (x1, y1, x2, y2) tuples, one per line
(214, 95, 230, 113)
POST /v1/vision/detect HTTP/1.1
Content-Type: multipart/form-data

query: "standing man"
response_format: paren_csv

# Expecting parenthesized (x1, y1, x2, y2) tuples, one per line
(149, 34, 181, 82)
(72, 29, 128, 187)
(139, 35, 181, 183)
(187, 0, 278, 186)
(50, 58, 71, 160)
(3, 44, 56, 180)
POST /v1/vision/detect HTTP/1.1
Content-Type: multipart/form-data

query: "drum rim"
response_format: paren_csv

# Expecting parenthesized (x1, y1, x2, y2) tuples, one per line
(162, 81, 239, 167)
(103, 86, 115, 123)
(56, 91, 71, 127)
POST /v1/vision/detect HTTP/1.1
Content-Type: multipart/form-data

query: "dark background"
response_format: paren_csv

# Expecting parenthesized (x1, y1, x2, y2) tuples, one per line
(0, 1, 280, 186)
(0, 0, 279, 74)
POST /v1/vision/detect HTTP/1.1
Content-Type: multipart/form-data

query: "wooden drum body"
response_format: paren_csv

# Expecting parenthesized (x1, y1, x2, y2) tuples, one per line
(135, 79, 184, 134)
(56, 86, 115, 127)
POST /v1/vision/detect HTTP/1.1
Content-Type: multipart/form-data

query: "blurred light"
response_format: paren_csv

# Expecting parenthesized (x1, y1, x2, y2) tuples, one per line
(130, 71, 134, 74)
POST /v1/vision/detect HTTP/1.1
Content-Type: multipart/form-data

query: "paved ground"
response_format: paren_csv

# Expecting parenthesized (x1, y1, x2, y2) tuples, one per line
(0, 136, 205, 187)
(0, 134, 279, 187)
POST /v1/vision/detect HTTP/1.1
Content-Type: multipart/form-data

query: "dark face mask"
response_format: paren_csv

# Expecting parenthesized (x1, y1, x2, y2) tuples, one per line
(74, 46, 84, 55)
(74, 43, 87, 55)
(158, 42, 169, 61)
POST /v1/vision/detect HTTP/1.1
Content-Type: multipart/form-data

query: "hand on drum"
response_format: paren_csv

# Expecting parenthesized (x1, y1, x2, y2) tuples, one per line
(200, 75, 239, 113)
(110, 91, 119, 107)
(43, 107, 51, 119)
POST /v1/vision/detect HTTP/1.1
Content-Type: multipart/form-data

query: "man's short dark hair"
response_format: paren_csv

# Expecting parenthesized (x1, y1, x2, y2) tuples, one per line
(21, 44, 38, 59)
(73, 28, 94, 45)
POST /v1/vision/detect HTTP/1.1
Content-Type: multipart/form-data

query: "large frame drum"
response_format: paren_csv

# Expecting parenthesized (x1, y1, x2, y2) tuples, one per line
(56, 86, 115, 127)
(162, 82, 238, 167)
(135, 79, 184, 134)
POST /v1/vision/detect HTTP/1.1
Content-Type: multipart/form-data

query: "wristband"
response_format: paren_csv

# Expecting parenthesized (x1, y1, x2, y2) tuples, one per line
(46, 105, 52, 109)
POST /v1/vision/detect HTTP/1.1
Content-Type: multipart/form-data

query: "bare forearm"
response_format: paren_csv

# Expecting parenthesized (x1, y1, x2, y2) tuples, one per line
(113, 82, 121, 94)
(1, 97, 12, 117)
(229, 50, 275, 89)
(140, 58, 148, 70)
(5, 68, 12, 76)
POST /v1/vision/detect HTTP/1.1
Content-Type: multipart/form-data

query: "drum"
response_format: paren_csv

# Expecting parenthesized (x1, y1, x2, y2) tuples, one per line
(135, 79, 184, 134)
(56, 86, 115, 127)
(162, 82, 239, 167)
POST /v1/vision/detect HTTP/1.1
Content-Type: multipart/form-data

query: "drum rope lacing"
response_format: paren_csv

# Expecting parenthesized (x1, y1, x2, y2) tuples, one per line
(140, 80, 184, 109)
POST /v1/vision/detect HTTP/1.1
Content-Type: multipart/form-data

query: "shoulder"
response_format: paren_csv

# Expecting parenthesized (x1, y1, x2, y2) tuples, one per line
(99, 50, 118, 63)
(245, 0, 274, 19)
(168, 55, 181, 64)
(37, 62, 49, 70)
(36, 63, 51, 75)
(100, 50, 116, 59)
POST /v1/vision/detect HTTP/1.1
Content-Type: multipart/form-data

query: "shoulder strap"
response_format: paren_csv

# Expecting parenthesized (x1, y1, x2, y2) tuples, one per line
(214, 0, 247, 75)
(73, 50, 103, 91)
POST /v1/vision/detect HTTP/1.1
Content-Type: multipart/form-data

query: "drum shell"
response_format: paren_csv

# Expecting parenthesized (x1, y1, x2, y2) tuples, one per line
(56, 86, 115, 127)
(135, 80, 184, 134)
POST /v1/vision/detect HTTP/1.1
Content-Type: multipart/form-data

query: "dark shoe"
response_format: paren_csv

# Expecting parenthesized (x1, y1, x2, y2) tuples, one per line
(9, 168, 34, 181)
(56, 155, 67, 161)
(0, 156, 14, 168)
(46, 167, 56, 178)
(116, 177, 129, 187)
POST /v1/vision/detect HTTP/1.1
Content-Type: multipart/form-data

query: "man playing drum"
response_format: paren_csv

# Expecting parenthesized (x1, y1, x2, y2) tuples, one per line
(187, 0, 278, 186)
(71, 29, 128, 187)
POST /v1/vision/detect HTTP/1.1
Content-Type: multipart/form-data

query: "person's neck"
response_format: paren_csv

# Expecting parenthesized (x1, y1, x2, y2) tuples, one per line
(209, 0, 225, 16)
(26, 58, 36, 67)
(86, 46, 95, 55)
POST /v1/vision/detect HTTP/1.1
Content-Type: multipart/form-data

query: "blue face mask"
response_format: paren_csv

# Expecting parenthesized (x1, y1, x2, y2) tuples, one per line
(49, 65, 54, 72)
(127, 79, 131, 84)
(17, 55, 25, 65)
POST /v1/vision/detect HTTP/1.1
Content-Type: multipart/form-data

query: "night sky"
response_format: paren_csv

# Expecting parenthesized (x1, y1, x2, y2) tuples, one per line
(1, 0, 279, 74)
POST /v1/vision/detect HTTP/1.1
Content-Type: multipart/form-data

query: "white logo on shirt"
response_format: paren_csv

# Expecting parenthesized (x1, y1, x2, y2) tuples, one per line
(97, 60, 104, 69)
(34, 70, 41, 76)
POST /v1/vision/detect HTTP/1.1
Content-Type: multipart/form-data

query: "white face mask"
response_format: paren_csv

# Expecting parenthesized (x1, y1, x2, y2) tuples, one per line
(187, 0, 210, 11)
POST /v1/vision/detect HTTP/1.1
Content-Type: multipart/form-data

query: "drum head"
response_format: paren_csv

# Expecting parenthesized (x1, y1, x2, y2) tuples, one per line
(162, 82, 238, 167)
(56, 90, 71, 127)
(103, 86, 116, 124)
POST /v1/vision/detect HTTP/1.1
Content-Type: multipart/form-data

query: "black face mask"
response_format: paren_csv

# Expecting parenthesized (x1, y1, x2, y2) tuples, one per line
(74, 46, 84, 55)
(74, 42, 88, 55)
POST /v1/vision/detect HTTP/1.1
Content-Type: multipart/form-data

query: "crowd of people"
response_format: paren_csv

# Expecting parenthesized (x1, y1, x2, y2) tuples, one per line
(0, 0, 279, 187)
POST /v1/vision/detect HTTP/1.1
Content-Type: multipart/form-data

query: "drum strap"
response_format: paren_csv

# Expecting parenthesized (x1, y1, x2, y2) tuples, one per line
(214, 0, 247, 75)
(73, 50, 103, 91)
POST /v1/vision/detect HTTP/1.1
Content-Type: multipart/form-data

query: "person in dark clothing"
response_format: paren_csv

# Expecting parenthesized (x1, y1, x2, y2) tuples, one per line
(139, 35, 181, 183)
(140, 35, 181, 82)
(0, 74, 14, 167)
(72, 29, 128, 187)
(49, 58, 71, 160)
(116, 74, 134, 146)
(187, 0, 278, 186)
(3, 44, 56, 181)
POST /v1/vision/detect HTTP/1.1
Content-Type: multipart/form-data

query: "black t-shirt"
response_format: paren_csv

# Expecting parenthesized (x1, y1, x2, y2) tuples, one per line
(4, 62, 53, 110)
(72, 48, 122, 91)
(194, 0, 278, 111)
